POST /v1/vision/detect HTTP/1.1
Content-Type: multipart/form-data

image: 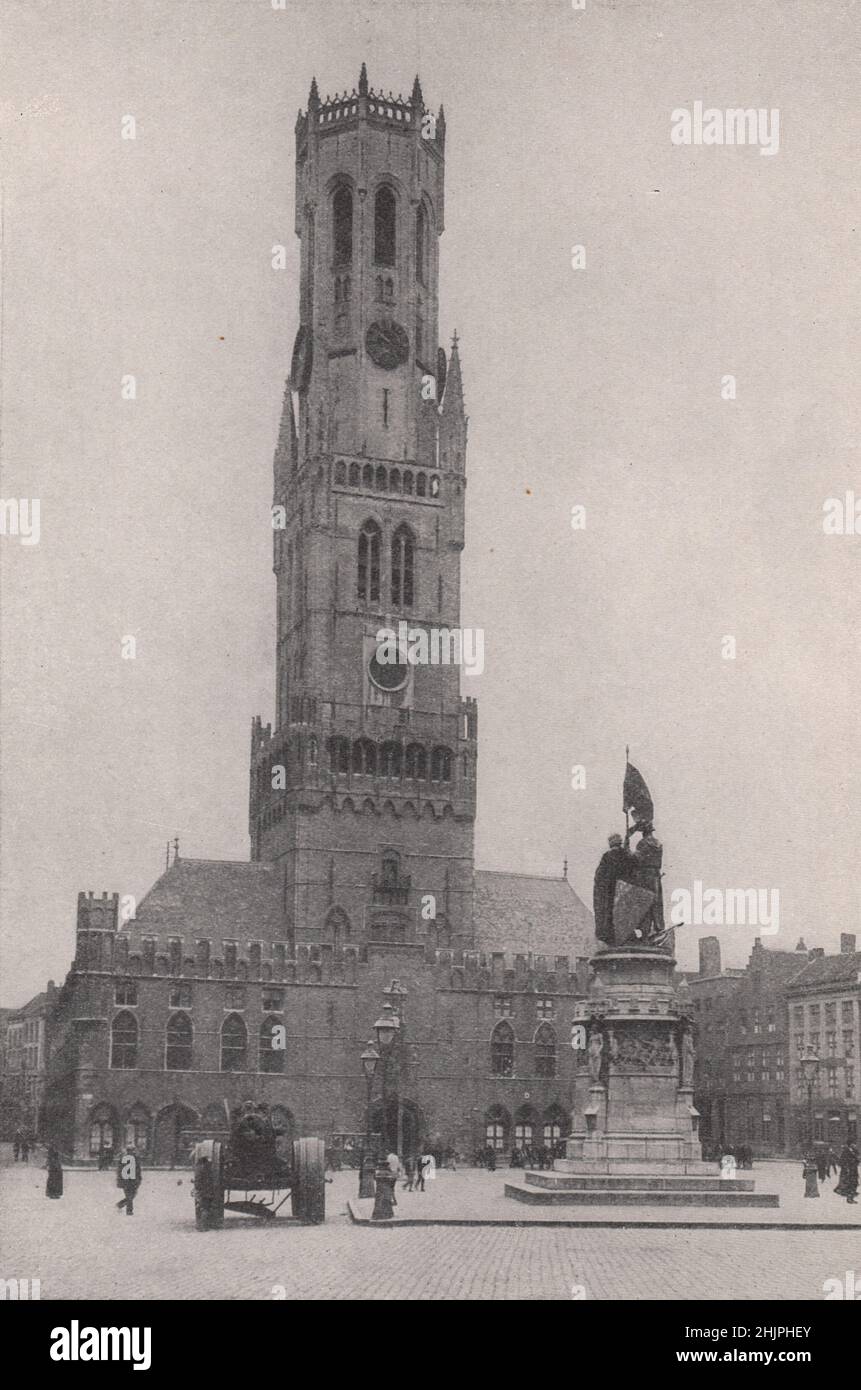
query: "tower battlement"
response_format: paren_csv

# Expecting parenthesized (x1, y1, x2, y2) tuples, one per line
(296, 67, 444, 157)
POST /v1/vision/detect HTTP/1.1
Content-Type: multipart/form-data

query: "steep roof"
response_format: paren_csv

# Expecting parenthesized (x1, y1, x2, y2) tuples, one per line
(125, 859, 284, 944)
(787, 951, 861, 992)
(473, 870, 594, 960)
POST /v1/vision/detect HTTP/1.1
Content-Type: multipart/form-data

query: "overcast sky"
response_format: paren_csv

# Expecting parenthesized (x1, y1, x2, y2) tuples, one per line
(2, 0, 859, 1004)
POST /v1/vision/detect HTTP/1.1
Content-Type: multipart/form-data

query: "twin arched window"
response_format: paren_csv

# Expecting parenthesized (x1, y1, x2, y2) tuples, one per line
(374, 186, 396, 266)
(333, 186, 353, 265)
(357, 522, 414, 609)
(535, 1024, 557, 1078)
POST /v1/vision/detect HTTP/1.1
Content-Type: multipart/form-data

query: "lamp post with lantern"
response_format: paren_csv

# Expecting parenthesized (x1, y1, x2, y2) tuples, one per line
(359, 1040, 380, 1198)
(800, 1045, 820, 1153)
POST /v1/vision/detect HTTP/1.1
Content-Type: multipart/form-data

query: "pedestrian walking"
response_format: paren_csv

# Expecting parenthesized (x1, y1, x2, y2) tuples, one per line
(12, 1128, 21, 1161)
(826, 1145, 840, 1177)
(416, 1154, 431, 1191)
(402, 1155, 415, 1191)
(115, 1143, 143, 1216)
(834, 1141, 859, 1204)
(45, 1145, 64, 1199)
(815, 1145, 828, 1183)
(802, 1152, 819, 1198)
(20, 1132, 30, 1163)
(486, 1145, 496, 1172)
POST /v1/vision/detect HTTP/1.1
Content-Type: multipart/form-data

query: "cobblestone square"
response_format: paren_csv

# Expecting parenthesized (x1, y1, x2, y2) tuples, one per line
(2, 1158, 857, 1301)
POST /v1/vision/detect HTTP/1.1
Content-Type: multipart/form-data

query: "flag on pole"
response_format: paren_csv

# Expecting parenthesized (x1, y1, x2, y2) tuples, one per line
(623, 761, 654, 824)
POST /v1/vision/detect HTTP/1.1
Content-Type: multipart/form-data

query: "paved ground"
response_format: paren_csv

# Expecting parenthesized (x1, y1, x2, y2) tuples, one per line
(350, 1160, 861, 1228)
(1, 1156, 857, 1300)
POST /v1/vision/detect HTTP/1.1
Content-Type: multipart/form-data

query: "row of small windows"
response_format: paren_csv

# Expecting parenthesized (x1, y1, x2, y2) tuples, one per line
(110, 1013, 558, 1079)
(332, 184, 429, 279)
(491, 1022, 558, 1078)
(358, 521, 415, 607)
(110, 1011, 287, 1074)
(114, 981, 285, 1011)
(335, 461, 440, 498)
(327, 738, 457, 783)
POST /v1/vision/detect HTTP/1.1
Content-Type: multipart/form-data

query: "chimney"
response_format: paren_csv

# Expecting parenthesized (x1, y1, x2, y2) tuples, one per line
(808, 947, 825, 960)
(795, 937, 807, 953)
(840, 933, 856, 955)
(698, 936, 721, 978)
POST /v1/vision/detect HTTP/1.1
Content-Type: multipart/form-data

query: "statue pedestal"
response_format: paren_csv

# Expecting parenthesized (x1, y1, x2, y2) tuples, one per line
(564, 947, 708, 1175)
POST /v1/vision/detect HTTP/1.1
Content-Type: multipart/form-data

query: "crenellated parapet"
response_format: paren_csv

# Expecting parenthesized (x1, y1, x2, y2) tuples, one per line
(431, 948, 586, 996)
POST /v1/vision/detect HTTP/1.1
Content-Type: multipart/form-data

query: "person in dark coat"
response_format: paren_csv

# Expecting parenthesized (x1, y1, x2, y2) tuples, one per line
(115, 1143, 143, 1215)
(815, 1145, 829, 1183)
(593, 834, 637, 944)
(826, 1145, 840, 1177)
(12, 1128, 21, 1161)
(45, 1145, 64, 1199)
(834, 1142, 859, 1203)
(19, 1132, 30, 1162)
(402, 1155, 415, 1191)
(486, 1145, 496, 1172)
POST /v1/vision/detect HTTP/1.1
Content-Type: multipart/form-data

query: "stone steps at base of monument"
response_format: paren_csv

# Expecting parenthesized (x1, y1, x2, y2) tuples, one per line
(504, 1183, 779, 1208)
(524, 1171, 755, 1193)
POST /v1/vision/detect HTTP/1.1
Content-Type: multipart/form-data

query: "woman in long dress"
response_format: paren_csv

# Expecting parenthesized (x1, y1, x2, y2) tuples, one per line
(834, 1142, 859, 1204)
(802, 1153, 819, 1198)
(45, 1144, 64, 1199)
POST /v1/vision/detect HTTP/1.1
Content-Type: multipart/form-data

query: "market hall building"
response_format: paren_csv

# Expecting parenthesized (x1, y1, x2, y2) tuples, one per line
(42, 70, 596, 1164)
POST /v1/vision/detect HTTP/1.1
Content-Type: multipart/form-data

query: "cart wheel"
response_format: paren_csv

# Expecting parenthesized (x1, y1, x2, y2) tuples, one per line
(291, 1137, 326, 1224)
(193, 1141, 224, 1230)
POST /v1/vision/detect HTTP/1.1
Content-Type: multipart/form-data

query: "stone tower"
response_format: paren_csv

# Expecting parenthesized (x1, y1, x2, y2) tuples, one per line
(249, 68, 477, 952)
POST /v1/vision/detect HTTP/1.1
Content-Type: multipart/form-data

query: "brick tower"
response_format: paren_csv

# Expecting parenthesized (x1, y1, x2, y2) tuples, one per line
(249, 68, 477, 952)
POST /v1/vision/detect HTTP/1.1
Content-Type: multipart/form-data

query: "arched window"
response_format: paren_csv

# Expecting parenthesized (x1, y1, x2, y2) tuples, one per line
(384, 277, 394, 303)
(462, 752, 471, 782)
(349, 461, 360, 486)
(110, 1012, 138, 1070)
(328, 736, 349, 775)
(124, 1105, 150, 1155)
(362, 463, 374, 489)
(259, 1016, 285, 1074)
(514, 1107, 537, 1150)
(375, 465, 387, 491)
(389, 468, 401, 493)
(307, 735, 318, 765)
(391, 524, 415, 608)
(402, 470, 414, 495)
(375, 274, 383, 302)
(415, 203, 427, 283)
(431, 746, 452, 782)
(358, 521, 381, 603)
(333, 185, 353, 265)
(491, 1021, 515, 1077)
(220, 1014, 247, 1072)
(334, 277, 342, 303)
(534, 1024, 557, 1078)
(374, 185, 396, 266)
(416, 472, 427, 498)
(165, 1012, 193, 1071)
(362, 739, 377, 774)
(335, 460, 346, 485)
(415, 297, 424, 359)
(380, 741, 402, 778)
(405, 743, 426, 780)
(430, 474, 440, 497)
(543, 1104, 568, 1153)
(485, 1105, 510, 1152)
(89, 1105, 116, 1157)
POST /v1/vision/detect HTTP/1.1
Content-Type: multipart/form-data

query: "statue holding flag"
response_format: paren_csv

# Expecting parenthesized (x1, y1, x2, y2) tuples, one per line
(591, 756, 672, 950)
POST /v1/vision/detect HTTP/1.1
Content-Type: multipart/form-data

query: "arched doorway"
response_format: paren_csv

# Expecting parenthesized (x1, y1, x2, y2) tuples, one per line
(370, 1098, 424, 1158)
(152, 1104, 198, 1167)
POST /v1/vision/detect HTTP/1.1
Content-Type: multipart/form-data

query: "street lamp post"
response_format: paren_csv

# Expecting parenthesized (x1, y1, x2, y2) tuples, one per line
(374, 1002, 401, 1154)
(800, 1046, 820, 1153)
(359, 1041, 380, 1198)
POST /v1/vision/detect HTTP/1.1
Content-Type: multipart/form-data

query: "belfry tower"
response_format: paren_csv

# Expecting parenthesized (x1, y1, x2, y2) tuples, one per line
(249, 68, 477, 951)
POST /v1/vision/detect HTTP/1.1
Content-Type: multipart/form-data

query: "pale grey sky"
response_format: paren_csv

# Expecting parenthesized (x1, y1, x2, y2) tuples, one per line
(2, 0, 859, 1003)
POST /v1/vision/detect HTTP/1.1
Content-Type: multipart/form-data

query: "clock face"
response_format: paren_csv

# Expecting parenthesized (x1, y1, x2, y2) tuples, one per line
(365, 320, 409, 370)
(290, 324, 313, 392)
(368, 645, 410, 692)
